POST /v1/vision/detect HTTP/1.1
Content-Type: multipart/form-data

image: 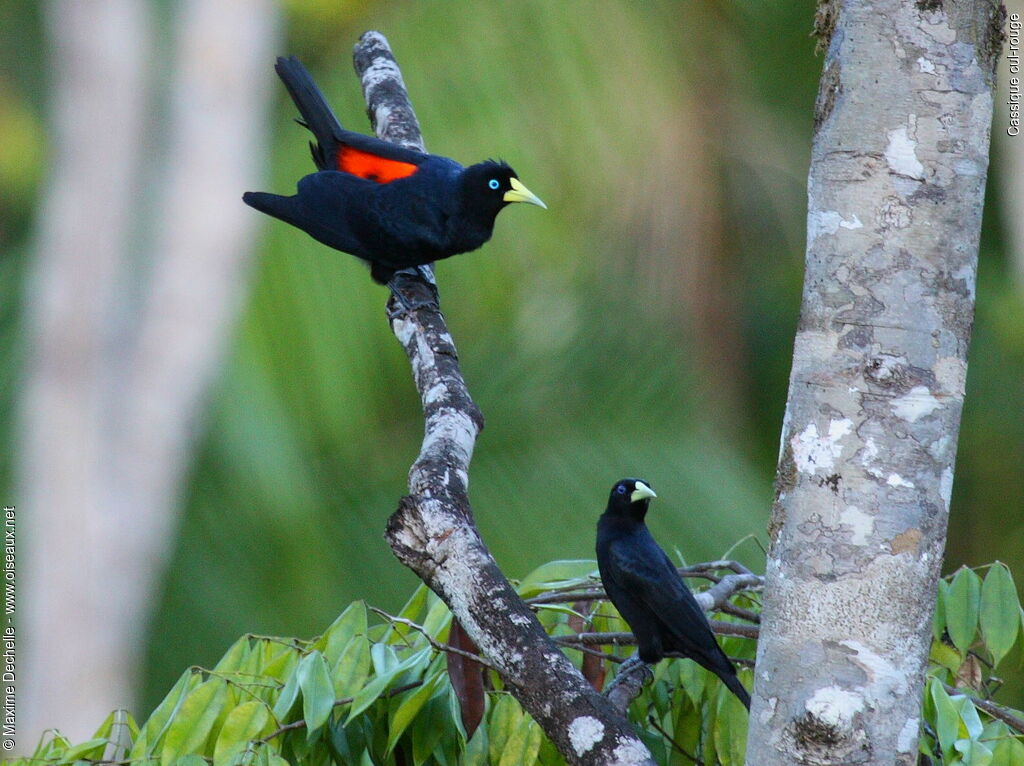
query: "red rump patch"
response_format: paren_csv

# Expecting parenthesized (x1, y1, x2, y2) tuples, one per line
(337, 145, 418, 183)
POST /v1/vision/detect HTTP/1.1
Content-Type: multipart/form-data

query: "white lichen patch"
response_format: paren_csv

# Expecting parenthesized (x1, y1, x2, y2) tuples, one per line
(885, 126, 925, 180)
(612, 737, 654, 765)
(916, 57, 936, 74)
(805, 686, 864, 727)
(928, 434, 951, 461)
(392, 316, 416, 346)
(793, 330, 839, 362)
(841, 505, 874, 545)
(420, 411, 478, 463)
(892, 385, 942, 422)
(919, 12, 957, 44)
(940, 466, 955, 509)
(860, 437, 880, 465)
(840, 640, 910, 699)
(791, 419, 853, 475)
(886, 473, 915, 489)
(808, 210, 863, 242)
(935, 355, 968, 396)
(567, 716, 604, 756)
(509, 612, 532, 627)
(424, 382, 447, 405)
(758, 696, 778, 725)
(897, 717, 920, 753)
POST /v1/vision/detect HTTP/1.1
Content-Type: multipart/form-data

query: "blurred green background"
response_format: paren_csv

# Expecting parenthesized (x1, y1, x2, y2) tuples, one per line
(3, 0, 1022, 714)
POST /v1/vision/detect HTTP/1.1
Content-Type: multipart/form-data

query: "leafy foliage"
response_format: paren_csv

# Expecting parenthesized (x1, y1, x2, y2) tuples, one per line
(921, 563, 1024, 765)
(10, 560, 1023, 766)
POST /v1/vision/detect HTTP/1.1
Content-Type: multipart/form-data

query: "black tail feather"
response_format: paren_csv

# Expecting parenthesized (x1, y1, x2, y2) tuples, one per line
(721, 671, 751, 710)
(274, 56, 342, 171)
(242, 191, 299, 226)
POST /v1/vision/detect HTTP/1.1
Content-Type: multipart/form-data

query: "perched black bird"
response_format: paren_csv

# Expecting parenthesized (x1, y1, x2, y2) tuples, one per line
(243, 56, 545, 287)
(596, 479, 751, 709)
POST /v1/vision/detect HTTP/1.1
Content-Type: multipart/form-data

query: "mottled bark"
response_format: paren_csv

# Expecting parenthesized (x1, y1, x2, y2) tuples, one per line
(19, 0, 277, 743)
(352, 31, 655, 766)
(749, 1, 1002, 764)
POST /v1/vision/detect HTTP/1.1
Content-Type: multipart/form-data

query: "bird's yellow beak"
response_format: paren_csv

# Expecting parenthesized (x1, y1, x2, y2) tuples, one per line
(630, 482, 657, 503)
(504, 177, 547, 209)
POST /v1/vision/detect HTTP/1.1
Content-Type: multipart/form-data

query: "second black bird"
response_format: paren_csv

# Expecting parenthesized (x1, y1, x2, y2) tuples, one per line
(596, 478, 751, 710)
(243, 56, 546, 287)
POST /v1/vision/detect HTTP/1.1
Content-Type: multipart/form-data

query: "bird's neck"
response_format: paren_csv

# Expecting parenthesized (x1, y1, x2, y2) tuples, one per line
(599, 511, 647, 532)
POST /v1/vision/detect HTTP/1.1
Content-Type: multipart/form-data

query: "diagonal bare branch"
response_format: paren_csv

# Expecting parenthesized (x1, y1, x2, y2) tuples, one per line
(353, 31, 655, 766)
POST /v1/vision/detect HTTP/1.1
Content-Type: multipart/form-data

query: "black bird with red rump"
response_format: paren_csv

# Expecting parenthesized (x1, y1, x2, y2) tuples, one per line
(243, 56, 545, 291)
(597, 479, 751, 710)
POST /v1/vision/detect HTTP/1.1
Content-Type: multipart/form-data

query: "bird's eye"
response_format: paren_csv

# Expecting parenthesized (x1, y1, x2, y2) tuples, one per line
(488, 179, 500, 190)
(616, 485, 627, 495)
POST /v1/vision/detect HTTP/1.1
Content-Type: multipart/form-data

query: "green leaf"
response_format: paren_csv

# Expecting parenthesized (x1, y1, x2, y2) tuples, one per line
(298, 651, 336, 740)
(992, 735, 1024, 766)
(262, 644, 301, 682)
(214, 636, 253, 673)
(952, 694, 984, 740)
(946, 567, 982, 654)
(333, 635, 372, 698)
(929, 678, 961, 761)
(498, 716, 543, 766)
(161, 679, 230, 763)
(713, 685, 748, 765)
(671, 697, 702, 765)
(387, 673, 442, 754)
(370, 642, 400, 676)
(411, 690, 449, 765)
(980, 563, 1021, 666)
(387, 584, 430, 642)
(272, 665, 302, 723)
(930, 638, 962, 674)
(344, 647, 431, 724)
(132, 669, 201, 759)
(56, 737, 108, 764)
(934, 578, 949, 642)
(953, 738, 992, 766)
(171, 756, 210, 766)
(420, 595, 452, 641)
(462, 724, 489, 766)
(487, 694, 521, 764)
(213, 701, 272, 766)
(314, 602, 368, 666)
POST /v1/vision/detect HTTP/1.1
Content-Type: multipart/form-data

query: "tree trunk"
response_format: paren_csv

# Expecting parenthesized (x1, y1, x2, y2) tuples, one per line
(747, 1, 1004, 764)
(19, 0, 277, 743)
(353, 32, 656, 766)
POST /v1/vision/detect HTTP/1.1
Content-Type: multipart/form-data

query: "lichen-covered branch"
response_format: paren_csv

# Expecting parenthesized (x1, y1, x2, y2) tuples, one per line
(353, 31, 654, 766)
(750, 1, 1003, 763)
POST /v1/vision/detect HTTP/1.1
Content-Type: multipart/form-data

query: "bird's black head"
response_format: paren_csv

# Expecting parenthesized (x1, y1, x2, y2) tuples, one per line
(605, 478, 657, 521)
(459, 160, 546, 221)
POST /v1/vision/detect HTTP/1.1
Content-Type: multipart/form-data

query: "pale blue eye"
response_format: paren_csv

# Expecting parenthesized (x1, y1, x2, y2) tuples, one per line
(488, 179, 500, 190)
(616, 485, 627, 495)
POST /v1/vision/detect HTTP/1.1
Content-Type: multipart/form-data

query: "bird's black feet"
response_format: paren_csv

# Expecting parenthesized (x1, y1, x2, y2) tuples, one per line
(386, 266, 440, 319)
(604, 654, 653, 695)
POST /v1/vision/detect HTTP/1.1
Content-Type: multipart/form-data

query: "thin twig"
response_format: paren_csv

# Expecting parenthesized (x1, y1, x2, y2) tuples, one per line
(260, 680, 425, 743)
(942, 682, 1024, 735)
(567, 620, 760, 648)
(647, 714, 705, 765)
(552, 637, 626, 662)
(369, 606, 499, 670)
